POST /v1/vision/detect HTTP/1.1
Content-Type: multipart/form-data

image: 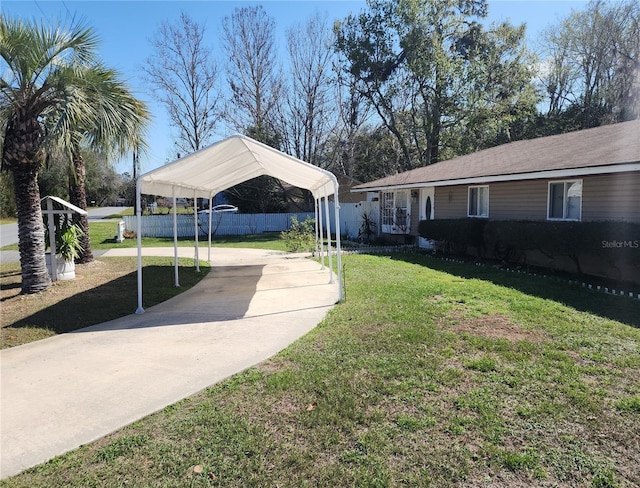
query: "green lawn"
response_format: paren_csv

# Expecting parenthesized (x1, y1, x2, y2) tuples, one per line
(1, 221, 287, 252)
(90, 221, 287, 251)
(3, 252, 638, 487)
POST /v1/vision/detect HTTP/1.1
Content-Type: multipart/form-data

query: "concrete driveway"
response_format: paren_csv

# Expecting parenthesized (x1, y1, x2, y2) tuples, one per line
(0, 247, 339, 479)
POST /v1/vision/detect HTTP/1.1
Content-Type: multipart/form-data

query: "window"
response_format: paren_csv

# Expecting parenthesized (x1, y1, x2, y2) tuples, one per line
(381, 190, 410, 233)
(468, 186, 489, 218)
(548, 180, 582, 221)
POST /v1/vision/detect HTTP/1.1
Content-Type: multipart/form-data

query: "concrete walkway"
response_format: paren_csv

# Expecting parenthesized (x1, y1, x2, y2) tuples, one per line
(1, 247, 339, 479)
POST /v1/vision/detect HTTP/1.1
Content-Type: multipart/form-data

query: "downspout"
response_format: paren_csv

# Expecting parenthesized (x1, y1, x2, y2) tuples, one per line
(135, 178, 144, 314)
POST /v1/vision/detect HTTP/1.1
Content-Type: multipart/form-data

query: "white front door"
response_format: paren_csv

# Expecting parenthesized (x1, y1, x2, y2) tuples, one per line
(418, 187, 435, 249)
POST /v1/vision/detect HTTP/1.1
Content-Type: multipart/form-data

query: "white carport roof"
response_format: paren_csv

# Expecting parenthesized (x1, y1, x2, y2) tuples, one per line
(139, 134, 337, 199)
(134, 134, 343, 313)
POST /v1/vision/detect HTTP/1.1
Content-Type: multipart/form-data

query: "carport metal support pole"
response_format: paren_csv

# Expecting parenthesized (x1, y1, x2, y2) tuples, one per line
(207, 195, 213, 262)
(333, 183, 343, 302)
(172, 186, 180, 287)
(323, 188, 333, 283)
(193, 190, 200, 272)
(314, 197, 320, 257)
(318, 193, 325, 268)
(135, 179, 144, 314)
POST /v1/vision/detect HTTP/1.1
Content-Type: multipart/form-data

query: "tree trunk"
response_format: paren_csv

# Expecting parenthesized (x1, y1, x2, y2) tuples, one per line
(69, 150, 93, 263)
(12, 165, 52, 293)
(3, 108, 52, 294)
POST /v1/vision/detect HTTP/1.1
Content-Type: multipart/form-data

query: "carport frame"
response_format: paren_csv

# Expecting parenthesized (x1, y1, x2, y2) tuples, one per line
(134, 135, 342, 313)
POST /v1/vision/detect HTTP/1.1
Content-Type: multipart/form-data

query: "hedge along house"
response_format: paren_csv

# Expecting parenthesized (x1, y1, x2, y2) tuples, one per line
(135, 135, 343, 313)
(353, 120, 640, 281)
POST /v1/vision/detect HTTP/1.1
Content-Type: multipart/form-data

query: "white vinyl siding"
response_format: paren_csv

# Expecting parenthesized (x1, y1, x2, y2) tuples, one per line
(468, 185, 489, 218)
(548, 180, 582, 221)
(381, 190, 410, 233)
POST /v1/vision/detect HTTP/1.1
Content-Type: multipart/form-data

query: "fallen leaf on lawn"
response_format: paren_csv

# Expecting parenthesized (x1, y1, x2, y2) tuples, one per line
(193, 465, 204, 474)
(306, 403, 316, 411)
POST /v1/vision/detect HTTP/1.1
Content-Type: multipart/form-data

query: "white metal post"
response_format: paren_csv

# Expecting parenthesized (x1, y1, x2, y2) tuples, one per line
(314, 197, 319, 257)
(318, 193, 325, 268)
(323, 188, 333, 283)
(193, 190, 200, 272)
(172, 186, 180, 287)
(333, 183, 343, 302)
(207, 195, 213, 262)
(135, 179, 144, 314)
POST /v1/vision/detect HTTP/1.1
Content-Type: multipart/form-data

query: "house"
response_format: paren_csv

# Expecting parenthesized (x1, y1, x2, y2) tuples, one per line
(353, 120, 640, 246)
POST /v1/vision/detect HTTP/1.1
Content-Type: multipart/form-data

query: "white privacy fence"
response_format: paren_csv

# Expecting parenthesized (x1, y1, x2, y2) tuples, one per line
(123, 202, 380, 239)
(124, 212, 314, 238)
(326, 201, 380, 239)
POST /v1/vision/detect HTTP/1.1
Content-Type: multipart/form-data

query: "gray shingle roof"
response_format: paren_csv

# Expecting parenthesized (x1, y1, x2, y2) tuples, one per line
(354, 119, 640, 190)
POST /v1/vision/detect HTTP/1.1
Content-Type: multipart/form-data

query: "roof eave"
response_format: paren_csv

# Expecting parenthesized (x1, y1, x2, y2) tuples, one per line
(351, 162, 640, 192)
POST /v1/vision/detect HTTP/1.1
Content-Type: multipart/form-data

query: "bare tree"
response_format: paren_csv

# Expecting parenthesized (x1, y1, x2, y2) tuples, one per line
(221, 5, 283, 139)
(331, 55, 373, 178)
(143, 13, 221, 155)
(282, 12, 337, 168)
(539, 0, 640, 130)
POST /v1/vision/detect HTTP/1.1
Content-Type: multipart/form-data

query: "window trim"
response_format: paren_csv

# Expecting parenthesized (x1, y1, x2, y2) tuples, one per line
(547, 179, 582, 221)
(467, 185, 489, 218)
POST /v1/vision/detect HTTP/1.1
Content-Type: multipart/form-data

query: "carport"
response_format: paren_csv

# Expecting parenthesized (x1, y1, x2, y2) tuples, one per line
(134, 134, 342, 313)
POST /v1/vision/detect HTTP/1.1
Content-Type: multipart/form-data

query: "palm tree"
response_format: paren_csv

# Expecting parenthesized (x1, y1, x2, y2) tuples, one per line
(0, 16, 147, 292)
(61, 67, 149, 263)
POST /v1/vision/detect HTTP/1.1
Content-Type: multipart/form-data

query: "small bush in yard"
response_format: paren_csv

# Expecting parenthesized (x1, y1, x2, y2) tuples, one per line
(280, 216, 316, 253)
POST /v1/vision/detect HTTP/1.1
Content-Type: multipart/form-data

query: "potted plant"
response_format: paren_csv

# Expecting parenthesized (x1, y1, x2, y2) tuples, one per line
(45, 215, 84, 280)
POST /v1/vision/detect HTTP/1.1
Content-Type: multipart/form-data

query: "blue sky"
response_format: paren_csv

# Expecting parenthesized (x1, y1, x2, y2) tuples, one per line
(3, 0, 588, 174)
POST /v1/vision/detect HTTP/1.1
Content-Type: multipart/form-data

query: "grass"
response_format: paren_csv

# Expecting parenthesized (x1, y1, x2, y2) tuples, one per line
(2, 251, 638, 487)
(1, 257, 210, 349)
(0, 222, 286, 252)
(88, 221, 287, 251)
(88, 222, 286, 251)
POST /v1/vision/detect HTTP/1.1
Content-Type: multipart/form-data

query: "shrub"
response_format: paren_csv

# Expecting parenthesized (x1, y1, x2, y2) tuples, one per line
(280, 216, 316, 253)
(485, 220, 640, 274)
(418, 218, 487, 255)
(358, 212, 377, 243)
(419, 219, 640, 280)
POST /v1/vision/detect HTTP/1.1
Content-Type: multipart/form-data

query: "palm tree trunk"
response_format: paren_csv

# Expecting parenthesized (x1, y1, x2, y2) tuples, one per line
(12, 166, 52, 293)
(69, 150, 93, 263)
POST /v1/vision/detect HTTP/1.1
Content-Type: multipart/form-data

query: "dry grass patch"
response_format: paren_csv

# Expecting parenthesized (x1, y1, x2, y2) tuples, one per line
(446, 312, 548, 344)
